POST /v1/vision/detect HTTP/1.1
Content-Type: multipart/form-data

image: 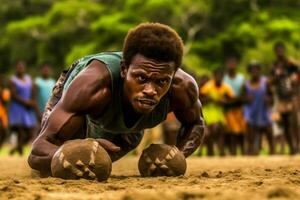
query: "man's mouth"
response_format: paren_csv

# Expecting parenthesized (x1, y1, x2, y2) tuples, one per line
(137, 98, 157, 108)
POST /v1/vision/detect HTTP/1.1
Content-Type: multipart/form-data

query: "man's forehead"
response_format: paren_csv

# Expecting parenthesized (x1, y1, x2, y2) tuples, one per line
(130, 68, 174, 78)
(130, 54, 175, 72)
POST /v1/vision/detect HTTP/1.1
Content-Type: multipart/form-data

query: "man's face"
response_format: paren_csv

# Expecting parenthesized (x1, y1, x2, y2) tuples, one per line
(250, 66, 260, 79)
(122, 54, 176, 114)
(214, 71, 224, 86)
(16, 62, 25, 76)
(225, 58, 238, 72)
(274, 46, 285, 59)
(41, 65, 51, 79)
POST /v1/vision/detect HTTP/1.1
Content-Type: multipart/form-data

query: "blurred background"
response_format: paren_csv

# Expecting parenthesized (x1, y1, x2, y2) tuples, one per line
(1, 0, 300, 157)
(0, 0, 300, 74)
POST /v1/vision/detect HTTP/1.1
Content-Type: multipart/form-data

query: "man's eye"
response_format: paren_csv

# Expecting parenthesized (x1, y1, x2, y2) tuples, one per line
(159, 79, 168, 85)
(137, 76, 146, 82)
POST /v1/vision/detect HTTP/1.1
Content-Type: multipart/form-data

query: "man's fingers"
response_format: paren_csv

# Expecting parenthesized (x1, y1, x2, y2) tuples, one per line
(96, 139, 121, 152)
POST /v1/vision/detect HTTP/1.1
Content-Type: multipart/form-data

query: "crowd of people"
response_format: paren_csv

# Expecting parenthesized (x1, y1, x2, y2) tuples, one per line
(197, 41, 300, 156)
(0, 41, 299, 157)
(0, 62, 55, 155)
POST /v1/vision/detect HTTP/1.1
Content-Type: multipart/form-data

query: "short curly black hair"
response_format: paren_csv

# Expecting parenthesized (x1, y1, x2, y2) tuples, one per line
(122, 22, 184, 70)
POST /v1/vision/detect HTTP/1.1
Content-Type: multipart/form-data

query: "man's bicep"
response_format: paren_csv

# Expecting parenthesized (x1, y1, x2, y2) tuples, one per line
(39, 99, 84, 145)
(174, 100, 204, 126)
(60, 60, 111, 115)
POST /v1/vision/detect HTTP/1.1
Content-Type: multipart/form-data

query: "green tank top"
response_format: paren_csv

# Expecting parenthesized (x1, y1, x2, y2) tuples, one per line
(63, 52, 170, 138)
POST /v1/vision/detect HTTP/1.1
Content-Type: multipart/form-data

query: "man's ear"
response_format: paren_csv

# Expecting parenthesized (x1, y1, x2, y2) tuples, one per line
(120, 60, 128, 78)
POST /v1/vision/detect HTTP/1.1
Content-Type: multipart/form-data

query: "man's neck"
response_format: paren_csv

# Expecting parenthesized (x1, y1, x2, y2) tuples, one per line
(214, 80, 222, 88)
(123, 105, 141, 128)
(122, 94, 141, 128)
(228, 70, 236, 78)
(16, 74, 24, 79)
(277, 56, 287, 63)
(251, 76, 260, 83)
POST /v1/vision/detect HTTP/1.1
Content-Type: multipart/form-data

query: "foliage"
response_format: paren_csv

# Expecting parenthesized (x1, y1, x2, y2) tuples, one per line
(1, 0, 300, 76)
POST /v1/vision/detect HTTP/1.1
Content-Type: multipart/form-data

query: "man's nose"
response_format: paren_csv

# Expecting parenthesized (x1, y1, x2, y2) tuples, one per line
(143, 83, 157, 96)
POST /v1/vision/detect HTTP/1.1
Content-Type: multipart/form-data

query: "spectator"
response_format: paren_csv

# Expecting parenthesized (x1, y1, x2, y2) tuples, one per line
(8, 61, 38, 155)
(35, 64, 55, 119)
(243, 61, 274, 155)
(0, 75, 10, 149)
(223, 56, 247, 155)
(200, 68, 234, 156)
(270, 42, 300, 154)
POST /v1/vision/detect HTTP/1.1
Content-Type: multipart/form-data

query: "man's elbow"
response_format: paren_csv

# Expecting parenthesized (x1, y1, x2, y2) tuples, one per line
(27, 143, 42, 171)
(27, 152, 38, 170)
(27, 141, 52, 175)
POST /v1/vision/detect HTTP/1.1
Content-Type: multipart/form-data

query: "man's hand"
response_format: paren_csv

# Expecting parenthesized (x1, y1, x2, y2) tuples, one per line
(24, 99, 37, 108)
(51, 138, 112, 180)
(95, 139, 121, 152)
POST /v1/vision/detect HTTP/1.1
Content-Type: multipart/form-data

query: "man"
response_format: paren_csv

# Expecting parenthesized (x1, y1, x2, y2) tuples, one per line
(28, 23, 205, 175)
(270, 42, 299, 154)
(35, 64, 55, 118)
(223, 56, 246, 155)
(199, 68, 234, 156)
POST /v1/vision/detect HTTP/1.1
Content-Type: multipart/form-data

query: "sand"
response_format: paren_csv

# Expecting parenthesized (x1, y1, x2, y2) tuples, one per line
(0, 155, 300, 200)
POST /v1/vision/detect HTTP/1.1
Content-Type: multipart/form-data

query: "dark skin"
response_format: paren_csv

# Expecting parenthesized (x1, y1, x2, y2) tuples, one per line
(28, 54, 205, 174)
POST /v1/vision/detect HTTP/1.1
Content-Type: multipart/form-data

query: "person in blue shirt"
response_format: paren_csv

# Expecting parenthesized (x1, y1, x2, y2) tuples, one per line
(35, 64, 55, 118)
(243, 61, 274, 155)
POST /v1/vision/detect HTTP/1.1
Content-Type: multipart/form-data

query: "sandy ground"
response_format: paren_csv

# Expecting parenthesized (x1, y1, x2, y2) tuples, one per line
(0, 155, 300, 200)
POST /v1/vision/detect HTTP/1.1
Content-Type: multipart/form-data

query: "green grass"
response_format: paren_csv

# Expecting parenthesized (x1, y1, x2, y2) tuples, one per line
(0, 144, 31, 157)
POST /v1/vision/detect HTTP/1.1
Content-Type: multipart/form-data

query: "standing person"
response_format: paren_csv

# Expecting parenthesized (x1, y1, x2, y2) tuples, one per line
(28, 23, 205, 177)
(8, 61, 38, 155)
(223, 56, 246, 155)
(270, 42, 299, 155)
(243, 61, 274, 155)
(200, 68, 234, 156)
(0, 75, 10, 149)
(197, 74, 210, 156)
(35, 64, 56, 119)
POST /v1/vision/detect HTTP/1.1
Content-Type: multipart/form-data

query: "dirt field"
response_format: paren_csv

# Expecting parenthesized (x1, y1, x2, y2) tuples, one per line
(1, 155, 300, 200)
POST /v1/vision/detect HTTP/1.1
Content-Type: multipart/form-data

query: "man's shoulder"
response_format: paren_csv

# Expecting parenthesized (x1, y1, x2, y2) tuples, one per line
(62, 59, 112, 113)
(170, 69, 199, 110)
(172, 69, 198, 89)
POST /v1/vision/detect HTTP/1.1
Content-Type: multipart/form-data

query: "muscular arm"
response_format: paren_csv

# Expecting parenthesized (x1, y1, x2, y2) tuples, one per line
(169, 70, 205, 157)
(28, 60, 111, 174)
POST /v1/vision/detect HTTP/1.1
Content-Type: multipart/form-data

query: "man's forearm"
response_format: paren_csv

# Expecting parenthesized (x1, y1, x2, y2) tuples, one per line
(28, 138, 59, 174)
(176, 123, 205, 157)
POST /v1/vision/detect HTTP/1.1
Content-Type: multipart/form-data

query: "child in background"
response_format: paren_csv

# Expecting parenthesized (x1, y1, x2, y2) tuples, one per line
(200, 68, 234, 156)
(243, 61, 274, 155)
(223, 56, 247, 155)
(8, 61, 38, 155)
(0, 75, 10, 149)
